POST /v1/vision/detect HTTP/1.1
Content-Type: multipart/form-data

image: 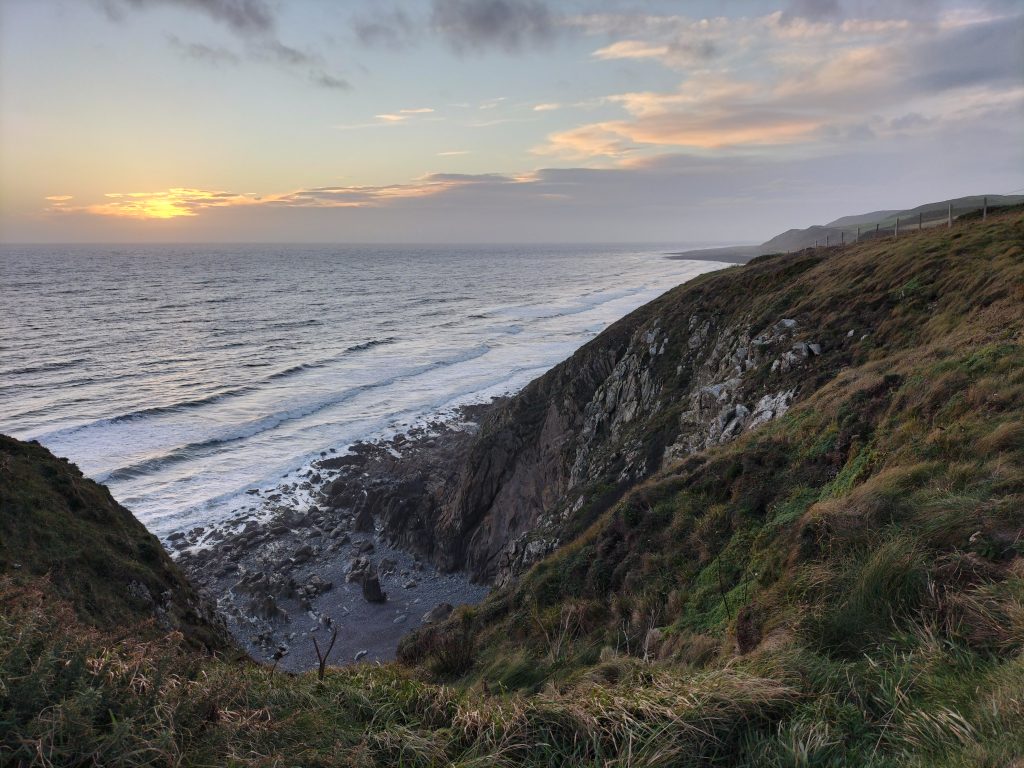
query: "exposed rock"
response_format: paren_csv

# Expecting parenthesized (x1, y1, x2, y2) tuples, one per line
(249, 595, 288, 624)
(361, 574, 387, 603)
(422, 602, 454, 624)
(292, 544, 315, 564)
(345, 556, 372, 584)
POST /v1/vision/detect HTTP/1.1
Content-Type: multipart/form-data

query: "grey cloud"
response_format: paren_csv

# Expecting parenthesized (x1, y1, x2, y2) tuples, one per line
(780, 0, 842, 23)
(907, 14, 1024, 93)
(667, 38, 717, 61)
(106, 0, 274, 36)
(352, 8, 417, 49)
(167, 34, 240, 65)
(99, 0, 350, 91)
(781, 0, 942, 22)
(889, 112, 931, 130)
(431, 0, 558, 54)
(310, 72, 351, 91)
(259, 40, 318, 67)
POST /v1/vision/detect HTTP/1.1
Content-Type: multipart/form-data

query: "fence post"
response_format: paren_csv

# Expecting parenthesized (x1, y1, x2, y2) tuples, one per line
(947, 203, 952, 228)
(983, 196, 987, 221)
(841, 231, 845, 246)
(895, 217, 899, 241)
(918, 212, 922, 230)
(856, 225, 860, 242)
(826, 234, 830, 247)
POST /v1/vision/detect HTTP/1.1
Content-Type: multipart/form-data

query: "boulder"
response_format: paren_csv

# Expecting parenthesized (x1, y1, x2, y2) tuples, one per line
(361, 574, 387, 603)
(248, 595, 288, 624)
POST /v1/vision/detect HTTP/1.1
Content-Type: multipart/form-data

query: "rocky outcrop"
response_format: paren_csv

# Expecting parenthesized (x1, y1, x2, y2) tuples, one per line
(336, 250, 870, 586)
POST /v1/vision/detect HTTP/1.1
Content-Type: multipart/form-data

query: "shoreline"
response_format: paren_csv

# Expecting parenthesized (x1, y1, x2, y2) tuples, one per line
(173, 402, 499, 671)
(668, 244, 761, 264)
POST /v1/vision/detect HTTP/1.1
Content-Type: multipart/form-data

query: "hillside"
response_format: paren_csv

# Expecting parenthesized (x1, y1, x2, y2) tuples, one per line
(0, 434, 231, 651)
(2, 209, 1023, 767)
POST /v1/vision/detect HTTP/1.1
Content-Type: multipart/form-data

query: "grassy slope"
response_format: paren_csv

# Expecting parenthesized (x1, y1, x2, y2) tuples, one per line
(0, 435, 232, 652)
(2, 211, 1023, 767)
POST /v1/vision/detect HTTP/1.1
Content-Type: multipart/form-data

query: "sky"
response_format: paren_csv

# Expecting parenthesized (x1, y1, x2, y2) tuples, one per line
(0, 0, 1022, 243)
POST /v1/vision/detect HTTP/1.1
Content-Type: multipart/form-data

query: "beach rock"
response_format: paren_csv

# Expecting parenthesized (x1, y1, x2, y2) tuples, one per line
(249, 595, 288, 624)
(353, 539, 375, 555)
(345, 556, 371, 583)
(302, 574, 333, 596)
(361, 574, 387, 603)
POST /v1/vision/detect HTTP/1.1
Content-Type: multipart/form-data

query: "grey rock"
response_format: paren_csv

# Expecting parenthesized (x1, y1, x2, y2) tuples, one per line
(422, 602, 454, 625)
(362, 574, 387, 603)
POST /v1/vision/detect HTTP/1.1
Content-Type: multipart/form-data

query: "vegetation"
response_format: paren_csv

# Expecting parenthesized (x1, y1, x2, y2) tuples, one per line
(3, 210, 1023, 766)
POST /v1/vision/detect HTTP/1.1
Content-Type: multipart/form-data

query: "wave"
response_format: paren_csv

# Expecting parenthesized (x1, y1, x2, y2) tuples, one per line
(36, 337, 404, 439)
(267, 318, 322, 331)
(95, 344, 492, 484)
(0, 357, 89, 377)
(346, 336, 397, 353)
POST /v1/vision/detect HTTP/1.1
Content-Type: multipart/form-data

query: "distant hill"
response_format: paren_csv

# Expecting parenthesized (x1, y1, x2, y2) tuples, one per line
(673, 193, 1024, 262)
(825, 209, 902, 227)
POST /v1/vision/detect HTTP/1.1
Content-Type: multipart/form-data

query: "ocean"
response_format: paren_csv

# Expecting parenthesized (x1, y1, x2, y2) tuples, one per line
(1, 243, 727, 539)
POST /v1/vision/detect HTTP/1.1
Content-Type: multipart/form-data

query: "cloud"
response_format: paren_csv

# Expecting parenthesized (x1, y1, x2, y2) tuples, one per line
(99, 0, 348, 90)
(780, 0, 843, 24)
(538, 11, 1024, 158)
(102, 0, 274, 36)
(311, 72, 351, 90)
(48, 175, 524, 221)
(167, 34, 240, 65)
(352, 7, 417, 49)
(592, 38, 717, 68)
(431, 0, 557, 54)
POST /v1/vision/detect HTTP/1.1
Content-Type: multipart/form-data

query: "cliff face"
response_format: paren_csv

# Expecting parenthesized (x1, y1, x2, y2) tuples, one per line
(376, 209, 1024, 586)
(0, 435, 232, 652)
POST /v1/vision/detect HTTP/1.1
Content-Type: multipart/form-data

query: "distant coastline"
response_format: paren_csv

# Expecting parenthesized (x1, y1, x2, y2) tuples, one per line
(668, 244, 761, 264)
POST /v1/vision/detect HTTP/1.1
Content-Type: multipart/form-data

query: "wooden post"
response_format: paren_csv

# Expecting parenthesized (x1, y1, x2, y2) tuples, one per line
(814, 239, 818, 248)
(856, 225, 860, 241)
(947, 203, 952, 228)
(826, 234, 830, 247)
(983, 196, 987, 220)
(895, 217, 899, 240)
(841, 231, 845, 246)
(918, 212, 922, 230)
(313, 627, 339, 683)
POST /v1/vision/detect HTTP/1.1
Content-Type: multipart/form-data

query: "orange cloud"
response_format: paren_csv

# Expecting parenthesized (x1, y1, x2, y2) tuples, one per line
(47, 176, 517, 221)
